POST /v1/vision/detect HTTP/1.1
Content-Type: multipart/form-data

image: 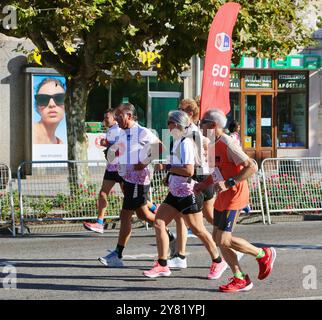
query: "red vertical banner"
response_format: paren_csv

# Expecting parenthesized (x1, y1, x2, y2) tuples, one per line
(200, 2, 241, 117)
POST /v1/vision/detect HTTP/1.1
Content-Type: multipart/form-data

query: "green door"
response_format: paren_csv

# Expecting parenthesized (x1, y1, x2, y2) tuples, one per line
(152, 97, 180, 137)
(148, 92, 182, 159)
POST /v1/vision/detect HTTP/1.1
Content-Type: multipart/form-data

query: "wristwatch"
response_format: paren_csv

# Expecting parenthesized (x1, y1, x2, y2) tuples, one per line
(225, 177, 236, 188)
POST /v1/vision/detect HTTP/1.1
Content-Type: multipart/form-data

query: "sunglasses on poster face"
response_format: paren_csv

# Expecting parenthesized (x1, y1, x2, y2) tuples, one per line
(35, 93, 65, 106)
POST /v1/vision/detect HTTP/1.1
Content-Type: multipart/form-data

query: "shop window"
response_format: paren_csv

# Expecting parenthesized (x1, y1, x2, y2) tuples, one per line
(277, 93, 307, 148)
(227, 92, 241, 128)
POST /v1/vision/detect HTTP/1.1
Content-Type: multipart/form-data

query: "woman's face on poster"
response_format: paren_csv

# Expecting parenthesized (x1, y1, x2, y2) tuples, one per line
(36, 81, 65, 125)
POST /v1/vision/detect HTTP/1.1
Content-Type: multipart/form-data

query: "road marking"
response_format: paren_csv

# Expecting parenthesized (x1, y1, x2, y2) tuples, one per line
(273, 296, 322, 300)
(0, 262, 15, 266)
(124, 252, 192, 259)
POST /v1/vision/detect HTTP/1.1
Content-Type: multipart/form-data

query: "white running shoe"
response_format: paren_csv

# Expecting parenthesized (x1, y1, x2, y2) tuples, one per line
(187, 228, 197, 238)
(236, 251, 244, 261)
(169, 237, 177, 257)
(168, 255, 187, 269)
(98, 250, 124, 267)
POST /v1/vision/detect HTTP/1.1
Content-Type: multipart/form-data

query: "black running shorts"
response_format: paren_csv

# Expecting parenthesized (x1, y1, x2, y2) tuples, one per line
(122, 181, 150, 211)
(103, 170, 124, 183)
(163, 192, 203, 215)
(202, 184, 215, 201)
(194, 174, 214, 201)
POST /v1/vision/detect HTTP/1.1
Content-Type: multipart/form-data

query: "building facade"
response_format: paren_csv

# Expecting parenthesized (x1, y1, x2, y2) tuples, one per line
(1, 24, 322, 171)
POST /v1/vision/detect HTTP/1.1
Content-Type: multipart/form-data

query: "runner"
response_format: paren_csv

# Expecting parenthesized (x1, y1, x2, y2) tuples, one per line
(83, 108, 123, 234)
(194, 109, 276, 292)
(143, 110, 227, 279)
(98, 103, 174, 267)
(83, 108, 159, 234)
(167, 99, 224, 277)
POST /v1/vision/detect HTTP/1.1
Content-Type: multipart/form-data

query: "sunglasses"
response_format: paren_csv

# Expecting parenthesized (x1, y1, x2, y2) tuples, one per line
(167, 121, 175, 125)
(201, 119, 214, 125)
(35, 93, 65, 106)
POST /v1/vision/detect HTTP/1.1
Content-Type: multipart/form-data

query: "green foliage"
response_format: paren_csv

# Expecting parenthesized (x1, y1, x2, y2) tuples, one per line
(1, 0, 319, 161)
(0, 190, 20, 222)
(2, 0, 319, 81)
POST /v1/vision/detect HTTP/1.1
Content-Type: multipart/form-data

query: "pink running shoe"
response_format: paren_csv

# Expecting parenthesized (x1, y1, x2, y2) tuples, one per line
(143, 261, 171, 278)
(208, 259, 228, 280)
(83, 222, 104, 234)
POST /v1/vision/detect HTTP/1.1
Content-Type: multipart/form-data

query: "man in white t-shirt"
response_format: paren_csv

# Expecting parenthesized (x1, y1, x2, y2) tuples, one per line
(98, 103, 175, 267)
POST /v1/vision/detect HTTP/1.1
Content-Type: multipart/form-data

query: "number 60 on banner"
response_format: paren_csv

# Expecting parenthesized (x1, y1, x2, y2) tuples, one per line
(211, 64, 229, 78)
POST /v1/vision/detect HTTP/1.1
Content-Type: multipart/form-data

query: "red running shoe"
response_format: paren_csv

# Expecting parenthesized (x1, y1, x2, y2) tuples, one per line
(219, 275, 253, 293)
(257, 247, 276, 280)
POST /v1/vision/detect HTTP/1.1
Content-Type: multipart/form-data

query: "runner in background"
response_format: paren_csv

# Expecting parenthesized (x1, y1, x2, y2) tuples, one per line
(83, 109, 123, 234)
(228, 120, 241, 146)
(195, 109, 276, 293)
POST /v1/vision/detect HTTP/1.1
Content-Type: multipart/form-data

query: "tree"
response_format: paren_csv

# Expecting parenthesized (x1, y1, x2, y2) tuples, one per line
(1, 0, 320, 162)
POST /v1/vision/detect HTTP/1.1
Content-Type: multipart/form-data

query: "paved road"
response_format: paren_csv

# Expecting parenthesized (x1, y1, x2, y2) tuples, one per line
(0, 221, 322, 300)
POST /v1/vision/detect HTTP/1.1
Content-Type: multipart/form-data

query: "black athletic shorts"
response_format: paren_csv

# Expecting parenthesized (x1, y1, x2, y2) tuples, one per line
(213, 209, 240, 232)
(103, 170, 124, 183)
(163, 192, 203, 215)
(194, 174, 214, 201)
(122, 181, 150, 211)
(202, 184, 215, 201)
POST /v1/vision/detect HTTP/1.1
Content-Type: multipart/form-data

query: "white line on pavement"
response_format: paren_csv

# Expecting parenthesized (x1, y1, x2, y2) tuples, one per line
(272, 296, 322, 300)
(124, 252, 192, 259)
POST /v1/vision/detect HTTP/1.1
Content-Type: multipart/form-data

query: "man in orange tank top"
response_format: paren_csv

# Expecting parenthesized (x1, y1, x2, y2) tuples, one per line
(194, 109, 276, 293)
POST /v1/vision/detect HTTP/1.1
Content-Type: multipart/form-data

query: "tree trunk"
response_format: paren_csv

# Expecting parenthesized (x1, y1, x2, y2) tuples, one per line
(64, 77, 90, 187)
(65, 77, 89, 161)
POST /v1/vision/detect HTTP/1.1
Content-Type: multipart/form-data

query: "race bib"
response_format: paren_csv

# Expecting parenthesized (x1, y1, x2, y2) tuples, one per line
(211, 167, 224, 183)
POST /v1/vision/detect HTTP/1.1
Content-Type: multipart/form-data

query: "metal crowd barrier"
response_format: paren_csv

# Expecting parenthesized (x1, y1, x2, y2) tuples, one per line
(0, 163, 15, 236)
(150, 159, 266, 225)
(17, 161, 123, 235)
(17, 159, 266, 235)
(261, 157, 322, 224)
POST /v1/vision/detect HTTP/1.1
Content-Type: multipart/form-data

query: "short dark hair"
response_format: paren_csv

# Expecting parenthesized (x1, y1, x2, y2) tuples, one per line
(105, 108, 116, 116)
(117, 102, 137, 120)
(228, 120, 239, 133)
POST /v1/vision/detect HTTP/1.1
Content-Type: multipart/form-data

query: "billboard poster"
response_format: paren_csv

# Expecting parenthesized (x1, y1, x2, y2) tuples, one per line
(32, 75, 68, 161)
(87, 133, 106, 161)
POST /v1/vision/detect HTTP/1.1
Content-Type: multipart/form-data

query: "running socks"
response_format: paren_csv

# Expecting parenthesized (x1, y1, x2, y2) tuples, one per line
(115, 244, 124, 259)
(234, 272, 244, 280)
(256, 249, 265, 259)
(172, 253, 185, 260)
(158, 259, 167, 267)
(212, 256, 222, 264)
(97, 218, 104, 225)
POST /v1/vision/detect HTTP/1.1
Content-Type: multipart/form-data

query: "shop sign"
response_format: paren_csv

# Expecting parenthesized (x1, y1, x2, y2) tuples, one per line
(233, 54, 321, 70)
(278, 73, 307, 89)
(229, 71, 240, 88)
(245, 74, 272, 88)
